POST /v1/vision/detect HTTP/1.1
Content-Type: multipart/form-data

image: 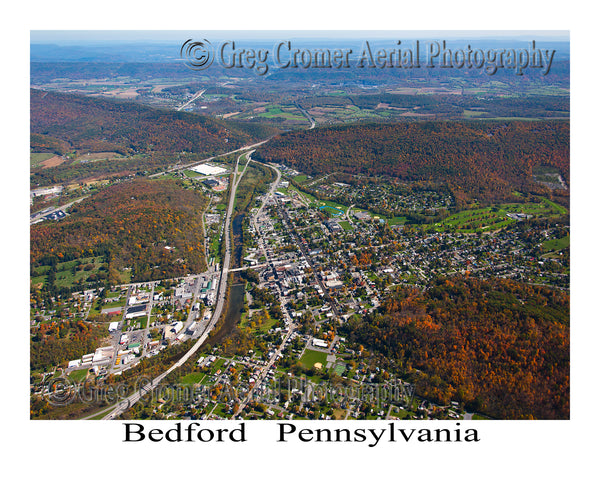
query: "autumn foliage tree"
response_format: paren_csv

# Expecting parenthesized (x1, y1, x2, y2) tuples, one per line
(255, 121, 569, 206)
(30, 178, 208, 284)
(342, 275, 569, 419)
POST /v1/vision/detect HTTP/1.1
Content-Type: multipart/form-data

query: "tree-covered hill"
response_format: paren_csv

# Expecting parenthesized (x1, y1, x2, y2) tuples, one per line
(30, 178, 208, 285)
(255, 121, 569, 205)
(30, 88, 279, 155)
(342, 276, 569, 419)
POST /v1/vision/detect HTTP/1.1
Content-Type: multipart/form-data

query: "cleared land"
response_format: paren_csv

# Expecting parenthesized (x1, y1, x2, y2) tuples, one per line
(431, 199, 566, 233)
(299, 349, 328, 369)
(31, 153, 55, 167)
(41, 155, 67, 169)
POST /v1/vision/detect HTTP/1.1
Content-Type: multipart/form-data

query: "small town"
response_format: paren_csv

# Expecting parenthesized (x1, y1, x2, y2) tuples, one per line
(30, 151, 568, 421)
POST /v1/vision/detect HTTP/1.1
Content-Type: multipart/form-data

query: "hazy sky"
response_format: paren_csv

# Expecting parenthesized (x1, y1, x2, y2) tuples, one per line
(31, 30, 570, 45)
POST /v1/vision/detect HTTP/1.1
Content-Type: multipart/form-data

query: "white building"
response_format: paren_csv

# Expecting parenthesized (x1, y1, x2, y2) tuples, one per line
(191, 164, 227, 176)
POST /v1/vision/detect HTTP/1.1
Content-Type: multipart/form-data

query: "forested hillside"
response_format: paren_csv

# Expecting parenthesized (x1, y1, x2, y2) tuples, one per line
(30, 178, 207, 284)
(30, 88, 278, 155)
(255, 121, 569, 205)
(342, 276, 569, 419)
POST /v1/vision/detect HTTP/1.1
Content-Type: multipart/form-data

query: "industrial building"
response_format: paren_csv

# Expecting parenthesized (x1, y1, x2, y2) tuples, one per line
(191, 163, 227, 176)
(125, 304, 147, 319)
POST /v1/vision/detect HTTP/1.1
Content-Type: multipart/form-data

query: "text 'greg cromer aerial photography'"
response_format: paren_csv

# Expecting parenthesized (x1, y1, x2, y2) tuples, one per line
(30, 31, 569, 422)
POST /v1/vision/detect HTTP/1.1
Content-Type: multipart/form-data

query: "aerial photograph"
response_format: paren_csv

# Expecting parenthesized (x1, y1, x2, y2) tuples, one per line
(29, 30, 570, 423)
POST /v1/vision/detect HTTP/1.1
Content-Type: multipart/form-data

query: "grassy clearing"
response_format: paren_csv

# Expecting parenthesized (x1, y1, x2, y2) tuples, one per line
(68, 369, 89, 383)
(299, 349, 328, 369)
(31, 153, 55, 167)
(294, 174, 308, 183)
(387, 216, 408, 226)
(208, 235, 221, 263)
(295, 188, 317, 204)
(183, 169, 204, 178)
(209, 358, 226, 375)
(339, 220, 353, 231)
(543, 235, 570, 252)
(101, 296, 127, 310)
(431, 199, 566, 233)
(31, 274, 47, 288)
(32, 256, 108, 289)
(180, 372, 205, 384)
(71, 152, 124, 165)
(117, 269, 131, 284)
(213, 403, 232, 418)
(240, 311, 279, 332)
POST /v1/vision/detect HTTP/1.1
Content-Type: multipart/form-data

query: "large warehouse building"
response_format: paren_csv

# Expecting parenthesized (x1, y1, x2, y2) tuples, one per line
(191, 163, 227, 176)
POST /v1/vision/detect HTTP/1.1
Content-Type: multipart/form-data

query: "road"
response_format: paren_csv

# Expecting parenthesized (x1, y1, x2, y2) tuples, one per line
(249, 159, 281, 262)
(232, 321, 295, 417)
(229, 263, 268, 272)
(148, 140, 270, 179)
(102, 151, 253, 419)
(30, 195, 89, 225)
(176, 89, 205, 111)
(230, 160, 343, 416)
(140, 284, 155, 358)
(345, 204, 355, 225)
(107, 285, 132, 372)
(231, 161, 295, 416)
(277, 198, 341, 320)
(295, 102, 316, 129)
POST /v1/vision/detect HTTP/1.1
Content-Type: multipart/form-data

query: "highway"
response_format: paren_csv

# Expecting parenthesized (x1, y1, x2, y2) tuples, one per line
(102, 151, 252, 419)
(295, 102, 316, 129)
(176, 89, 205, 111)
(30, 195, 89, 225)
(148, 139, 270, 178)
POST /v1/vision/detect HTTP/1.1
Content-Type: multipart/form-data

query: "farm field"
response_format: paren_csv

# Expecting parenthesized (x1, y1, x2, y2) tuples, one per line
(30, 152, 55, 167)
(252, 104, 306, 122)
